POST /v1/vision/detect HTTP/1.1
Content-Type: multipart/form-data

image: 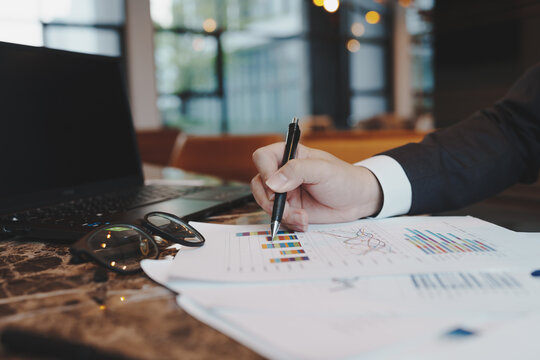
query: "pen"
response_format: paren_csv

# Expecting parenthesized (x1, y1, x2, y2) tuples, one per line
(270, 117, 301, 240)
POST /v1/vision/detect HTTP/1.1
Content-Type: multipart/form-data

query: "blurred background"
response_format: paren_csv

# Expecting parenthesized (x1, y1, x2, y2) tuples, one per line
(1, 0, 540, 229)
(0, 0, 435, 133)
(3, 0, 539, 133)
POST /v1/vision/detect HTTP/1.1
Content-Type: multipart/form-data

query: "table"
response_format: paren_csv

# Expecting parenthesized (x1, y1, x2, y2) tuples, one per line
(2, 166, 538, 359)
(0, 166, 268, 359)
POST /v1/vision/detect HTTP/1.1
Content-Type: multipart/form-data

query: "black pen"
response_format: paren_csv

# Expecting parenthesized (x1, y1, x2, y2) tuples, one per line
(270, 117, 301, 240)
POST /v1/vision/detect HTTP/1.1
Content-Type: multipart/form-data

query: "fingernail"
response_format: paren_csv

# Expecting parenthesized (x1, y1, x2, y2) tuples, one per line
(266, 172, 288, 191)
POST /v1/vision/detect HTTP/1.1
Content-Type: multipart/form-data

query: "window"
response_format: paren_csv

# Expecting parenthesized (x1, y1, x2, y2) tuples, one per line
(343, 0, 392, 126)
(0, 0, 125, 58)
(151, 0, 434, 133)
(406, 0, 434, 117)
(151, 0, 309, 134)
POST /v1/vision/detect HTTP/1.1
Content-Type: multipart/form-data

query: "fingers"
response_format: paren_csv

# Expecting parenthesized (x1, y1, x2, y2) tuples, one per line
(252, 143, 314, 183)
(250, 174, 272, 213)
(251, 174, 309, 231)
(265, 158, 329, 193)
(252, 143, 286, 200)
(252, 142, 286, 182)
(281, 208, 309, 232)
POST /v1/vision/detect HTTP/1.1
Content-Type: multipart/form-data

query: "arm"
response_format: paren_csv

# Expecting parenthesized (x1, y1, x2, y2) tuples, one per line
(382, 63, 540, 214)
(251, 64, 540, 226)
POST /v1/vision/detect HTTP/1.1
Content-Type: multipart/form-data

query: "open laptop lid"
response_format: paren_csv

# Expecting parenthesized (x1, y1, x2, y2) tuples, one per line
(0, 42, 144, 214)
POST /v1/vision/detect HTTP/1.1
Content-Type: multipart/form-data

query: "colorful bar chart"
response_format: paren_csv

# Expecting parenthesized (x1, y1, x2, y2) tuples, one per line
(404, 228, 496, 255)
(270, 256, 309, 263)
(265, 235, 298, 241)
(280, 249, 305, 255)
(236, 230, 288, 237)
(262, 242, 302, 249)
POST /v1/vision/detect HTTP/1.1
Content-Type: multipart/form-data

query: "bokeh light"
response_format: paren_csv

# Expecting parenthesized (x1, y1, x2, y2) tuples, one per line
(365, 11, 381, 24)
(346, 39, 361, 53)
(202, 18, 217, 32)
(351, 22, 365, 37)
(323, 0, 340, 13)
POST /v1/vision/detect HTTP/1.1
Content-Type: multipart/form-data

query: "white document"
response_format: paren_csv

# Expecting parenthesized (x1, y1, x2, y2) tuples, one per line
(142, 259, 540, 359)
(173, 272, 540, 317)
(173, 269, 540, 360)
(177, 294, 459, 360)
(142, 257, 540, 316)
(168, 216, 540, 282)
(140, 222, 540, 360)
(391, 311, 540, 360)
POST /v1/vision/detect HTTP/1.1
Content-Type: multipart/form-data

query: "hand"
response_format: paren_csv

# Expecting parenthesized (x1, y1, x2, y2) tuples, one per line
(251, 143, 383, 232)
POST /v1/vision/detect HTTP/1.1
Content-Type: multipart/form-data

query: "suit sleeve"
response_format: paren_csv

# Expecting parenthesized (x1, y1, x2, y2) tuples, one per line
(382, 63, 540, 215)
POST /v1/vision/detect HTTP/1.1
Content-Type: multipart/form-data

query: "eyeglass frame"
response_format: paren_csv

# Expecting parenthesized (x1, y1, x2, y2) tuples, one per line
(69, 211, 205, 274)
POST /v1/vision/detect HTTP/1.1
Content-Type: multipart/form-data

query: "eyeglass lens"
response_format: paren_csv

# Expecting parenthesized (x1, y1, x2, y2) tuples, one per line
(86, 225, 158, 272)
(146, 213, 204, 246)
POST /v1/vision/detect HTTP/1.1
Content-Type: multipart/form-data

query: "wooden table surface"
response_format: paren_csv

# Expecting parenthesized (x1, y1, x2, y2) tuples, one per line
(0, 165, 270, 359)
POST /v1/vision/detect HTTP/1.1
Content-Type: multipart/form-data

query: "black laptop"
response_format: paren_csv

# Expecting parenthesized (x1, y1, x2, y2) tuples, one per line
(0, 42, 252, 242)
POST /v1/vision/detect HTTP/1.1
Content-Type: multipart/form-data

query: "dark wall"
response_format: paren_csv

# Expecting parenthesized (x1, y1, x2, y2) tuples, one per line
(433, 0, 540, 127)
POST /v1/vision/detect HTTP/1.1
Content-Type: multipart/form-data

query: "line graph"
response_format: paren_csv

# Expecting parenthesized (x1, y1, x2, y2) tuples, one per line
(313, 227, 393, 256)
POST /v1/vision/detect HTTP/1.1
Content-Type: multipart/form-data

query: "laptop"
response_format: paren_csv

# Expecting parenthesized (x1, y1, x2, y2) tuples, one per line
(0, 41, 253, 242)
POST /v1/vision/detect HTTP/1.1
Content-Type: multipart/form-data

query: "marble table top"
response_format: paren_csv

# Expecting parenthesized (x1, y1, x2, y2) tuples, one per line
(0, 202, 269, 359)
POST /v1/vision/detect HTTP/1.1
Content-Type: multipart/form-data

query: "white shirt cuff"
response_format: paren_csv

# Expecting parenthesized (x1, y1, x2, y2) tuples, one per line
(355, 155, 412, 218)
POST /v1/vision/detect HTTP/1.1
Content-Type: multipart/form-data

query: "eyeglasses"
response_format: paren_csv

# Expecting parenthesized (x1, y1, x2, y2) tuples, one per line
(69, 211, 205, 274)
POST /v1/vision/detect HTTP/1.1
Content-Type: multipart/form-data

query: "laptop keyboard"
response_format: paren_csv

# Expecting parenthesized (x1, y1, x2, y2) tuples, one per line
(0, 184, 207, 228)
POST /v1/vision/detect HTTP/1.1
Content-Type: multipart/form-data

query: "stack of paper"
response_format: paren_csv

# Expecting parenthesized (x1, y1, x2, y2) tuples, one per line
(142, 216, 540, 359)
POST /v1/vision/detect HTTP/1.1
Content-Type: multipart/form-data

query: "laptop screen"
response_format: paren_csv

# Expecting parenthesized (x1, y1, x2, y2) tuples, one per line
(0, 42, 143, 212)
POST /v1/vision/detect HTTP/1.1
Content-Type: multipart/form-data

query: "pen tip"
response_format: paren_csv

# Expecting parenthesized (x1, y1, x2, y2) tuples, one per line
(270, 221, 280, 240)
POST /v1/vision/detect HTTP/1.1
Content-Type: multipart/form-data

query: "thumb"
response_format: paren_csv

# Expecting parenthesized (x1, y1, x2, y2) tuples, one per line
(265, 158, 326, 193)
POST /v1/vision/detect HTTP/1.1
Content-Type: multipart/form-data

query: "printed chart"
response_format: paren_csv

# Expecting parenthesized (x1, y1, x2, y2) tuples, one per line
(410, 272, 522, 292)
(236, 231, 307, 264)
(170, 217, 530, 282)
(404, 228, 496, 254)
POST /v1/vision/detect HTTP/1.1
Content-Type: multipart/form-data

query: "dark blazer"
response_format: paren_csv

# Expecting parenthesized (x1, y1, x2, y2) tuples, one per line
(383, 63, 540, 215)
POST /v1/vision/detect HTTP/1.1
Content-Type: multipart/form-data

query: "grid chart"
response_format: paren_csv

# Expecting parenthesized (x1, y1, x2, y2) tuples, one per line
(404, 228, 496, 255)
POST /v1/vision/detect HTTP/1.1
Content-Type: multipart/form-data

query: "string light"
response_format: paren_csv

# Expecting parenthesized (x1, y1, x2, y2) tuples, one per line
(313, 0, 324, 6)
